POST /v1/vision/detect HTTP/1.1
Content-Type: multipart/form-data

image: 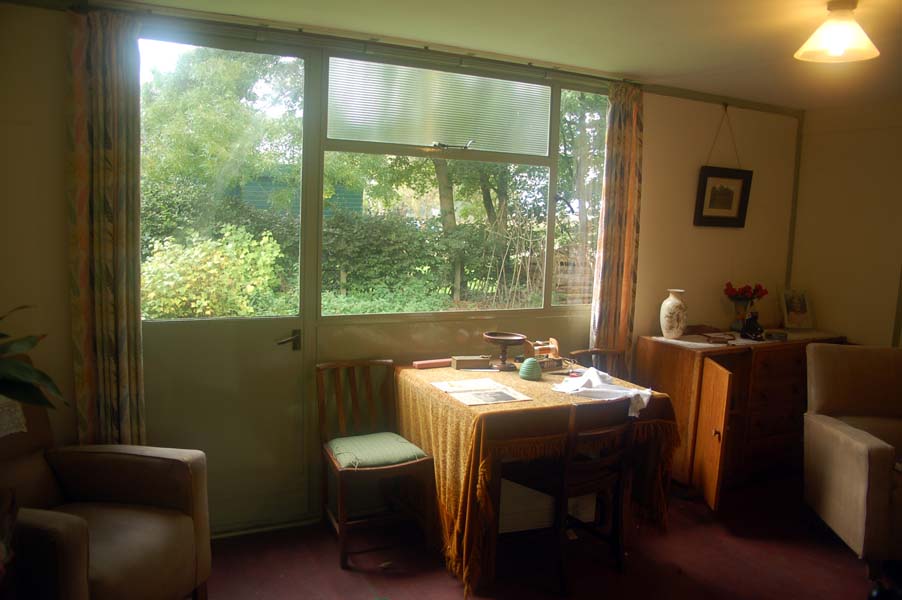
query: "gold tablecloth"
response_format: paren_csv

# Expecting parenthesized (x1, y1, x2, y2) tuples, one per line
(396, 367, 680, 595)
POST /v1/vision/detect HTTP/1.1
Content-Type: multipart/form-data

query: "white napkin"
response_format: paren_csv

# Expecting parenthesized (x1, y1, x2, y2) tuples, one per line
(552, 367, 652, 416)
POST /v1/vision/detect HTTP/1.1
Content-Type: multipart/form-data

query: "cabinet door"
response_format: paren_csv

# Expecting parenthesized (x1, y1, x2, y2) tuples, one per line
(692, 357, 732, 510)
(634, 337, 700, 484)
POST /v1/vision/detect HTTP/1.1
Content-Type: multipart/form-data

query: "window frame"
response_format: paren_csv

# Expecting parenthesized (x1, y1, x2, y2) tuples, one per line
(137, 15, 611, 324)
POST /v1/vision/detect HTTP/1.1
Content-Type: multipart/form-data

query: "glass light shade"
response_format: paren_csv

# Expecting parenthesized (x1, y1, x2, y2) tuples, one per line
(794, 9, 880, 62)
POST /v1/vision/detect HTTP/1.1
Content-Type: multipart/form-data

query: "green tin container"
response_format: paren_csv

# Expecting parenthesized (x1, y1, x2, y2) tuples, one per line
(518, 357, 542, 381)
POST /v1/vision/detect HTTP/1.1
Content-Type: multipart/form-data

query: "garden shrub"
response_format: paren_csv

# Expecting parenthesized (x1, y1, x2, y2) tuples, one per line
(142, 225, 287, 319)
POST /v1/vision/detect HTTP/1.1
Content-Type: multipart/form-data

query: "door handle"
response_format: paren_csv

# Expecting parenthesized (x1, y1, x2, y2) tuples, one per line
(712, 429, 722, 441)
(276, 329, 301, 351)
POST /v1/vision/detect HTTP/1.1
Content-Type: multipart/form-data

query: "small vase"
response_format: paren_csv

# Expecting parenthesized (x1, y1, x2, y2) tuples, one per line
(730, 299, 752, 332)
(660, 289, 688, 339)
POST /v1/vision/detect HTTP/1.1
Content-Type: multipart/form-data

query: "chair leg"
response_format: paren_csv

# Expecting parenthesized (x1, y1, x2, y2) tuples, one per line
(337, 473, 350, 569)
(867, 560, 884, 581)
(611, 480, 625, 572)
(322, 454, 329, 524)
(553, 491, 570, 596)
(192, 582, 208, 600)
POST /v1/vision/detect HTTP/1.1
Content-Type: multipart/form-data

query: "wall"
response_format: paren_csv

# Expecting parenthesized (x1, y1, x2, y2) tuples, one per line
(635, 94, 800, 337)
(791, 101, 902, 346)
(0, 4, 76, 444)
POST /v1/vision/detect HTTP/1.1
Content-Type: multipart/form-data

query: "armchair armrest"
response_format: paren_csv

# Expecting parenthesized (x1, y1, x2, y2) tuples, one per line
(804, 414, 895, 559)
(45, 445, 211, 585)
(14, 508, 89, 600)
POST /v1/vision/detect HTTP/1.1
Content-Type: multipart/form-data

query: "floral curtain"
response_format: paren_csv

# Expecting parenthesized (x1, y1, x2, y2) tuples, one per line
(590, 83, 643, 376)
(69, 11, 145, 444)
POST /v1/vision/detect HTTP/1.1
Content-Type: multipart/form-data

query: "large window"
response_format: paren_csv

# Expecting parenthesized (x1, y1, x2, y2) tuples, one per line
(139, 36, 607, 320)
(321, 59, 583, 316)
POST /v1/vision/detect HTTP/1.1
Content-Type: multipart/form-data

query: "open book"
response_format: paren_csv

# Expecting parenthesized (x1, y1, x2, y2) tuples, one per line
(432, 378, 531, 406)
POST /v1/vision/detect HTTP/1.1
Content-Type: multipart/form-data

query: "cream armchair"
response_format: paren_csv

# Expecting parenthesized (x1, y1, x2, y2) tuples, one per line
(0, 404, 210, 600)
(804, 343, 902, 568)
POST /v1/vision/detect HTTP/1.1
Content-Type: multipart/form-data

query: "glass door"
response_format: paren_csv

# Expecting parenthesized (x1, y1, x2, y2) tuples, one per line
(138, 38, 313, 533)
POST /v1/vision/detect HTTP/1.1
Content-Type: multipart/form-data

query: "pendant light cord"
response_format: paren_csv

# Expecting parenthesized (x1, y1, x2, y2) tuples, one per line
(705, 104, 742, 168)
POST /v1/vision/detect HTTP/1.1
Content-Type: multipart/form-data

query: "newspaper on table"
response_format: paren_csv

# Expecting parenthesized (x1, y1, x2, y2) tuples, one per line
(432, 378, 531, 406)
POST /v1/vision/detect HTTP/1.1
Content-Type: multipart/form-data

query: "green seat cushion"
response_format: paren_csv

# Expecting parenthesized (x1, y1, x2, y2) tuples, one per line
(326, 432, 427, 469)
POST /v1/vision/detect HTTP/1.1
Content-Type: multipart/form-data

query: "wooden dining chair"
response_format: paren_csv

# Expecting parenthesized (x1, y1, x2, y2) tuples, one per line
(489, 406, 572, 590)
(563, 399, 634, 570)
(505, 398, 634, 590)
(569, 347, 625, 378)
(315, 360, 434, 569)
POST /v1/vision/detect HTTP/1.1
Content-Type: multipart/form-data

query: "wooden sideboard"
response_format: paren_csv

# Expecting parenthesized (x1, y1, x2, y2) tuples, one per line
(633, 332, 844, 510)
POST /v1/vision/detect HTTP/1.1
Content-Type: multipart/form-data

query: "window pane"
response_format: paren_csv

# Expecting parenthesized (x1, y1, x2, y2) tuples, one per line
(321, 153, 549, 315)
(553, 90, 608, 305)
(139, 40, 303, 320)
(327, 57, 551, 156)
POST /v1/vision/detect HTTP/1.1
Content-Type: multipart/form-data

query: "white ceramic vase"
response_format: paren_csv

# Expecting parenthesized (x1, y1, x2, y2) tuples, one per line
(660, 289, 688, 339)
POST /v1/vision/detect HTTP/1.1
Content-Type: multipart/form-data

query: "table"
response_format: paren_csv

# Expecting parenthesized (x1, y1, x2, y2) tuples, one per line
(395, 367, 679, 594)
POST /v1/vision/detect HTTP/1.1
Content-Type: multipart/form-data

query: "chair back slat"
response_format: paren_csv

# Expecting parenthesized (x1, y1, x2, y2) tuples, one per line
(347, 367, 360, 432)
(332, 368, 346, 436)
(363, 366, 376, 430)
(382, 369, 396, 434)
(316, 368, 328, 444)
(315, 360, 395, 442)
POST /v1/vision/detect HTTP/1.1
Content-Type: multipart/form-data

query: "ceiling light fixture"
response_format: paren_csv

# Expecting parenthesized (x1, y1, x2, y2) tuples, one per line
(794, 0, 880, 62)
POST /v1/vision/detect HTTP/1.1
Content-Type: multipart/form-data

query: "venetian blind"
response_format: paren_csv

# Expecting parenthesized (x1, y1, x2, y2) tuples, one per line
(327, 57, 551, 156)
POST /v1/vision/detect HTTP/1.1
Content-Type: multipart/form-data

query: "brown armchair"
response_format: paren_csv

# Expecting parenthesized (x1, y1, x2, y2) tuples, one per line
(0, 404, 210, 600)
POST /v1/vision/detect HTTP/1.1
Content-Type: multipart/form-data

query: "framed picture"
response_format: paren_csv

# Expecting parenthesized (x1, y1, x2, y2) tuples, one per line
(781, 289, 814, 329)
(693, 166, 753, 227)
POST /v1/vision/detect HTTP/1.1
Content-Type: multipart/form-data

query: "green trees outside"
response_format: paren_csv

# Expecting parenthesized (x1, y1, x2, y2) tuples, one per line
(139, 42, 607, 318)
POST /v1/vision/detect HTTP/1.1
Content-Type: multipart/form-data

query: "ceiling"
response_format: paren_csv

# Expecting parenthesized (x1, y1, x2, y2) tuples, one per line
(134, 0, 901, 110)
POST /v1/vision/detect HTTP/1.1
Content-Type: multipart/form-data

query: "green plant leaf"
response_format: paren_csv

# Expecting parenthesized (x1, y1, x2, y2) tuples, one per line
(0, 380, 54, 408)
(0, 305, 32, 321)
(0, 358, 62, 398)
(0, 335, 44, 357)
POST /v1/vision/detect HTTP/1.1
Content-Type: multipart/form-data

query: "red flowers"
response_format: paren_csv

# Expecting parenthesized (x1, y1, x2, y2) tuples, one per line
(724, 282, 768, 301)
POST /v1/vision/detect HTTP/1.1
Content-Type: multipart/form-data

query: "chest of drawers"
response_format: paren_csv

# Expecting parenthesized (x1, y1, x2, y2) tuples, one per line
(634, 333, 844, 509)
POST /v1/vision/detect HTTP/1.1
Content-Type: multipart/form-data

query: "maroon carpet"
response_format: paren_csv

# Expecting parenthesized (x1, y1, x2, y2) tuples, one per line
(208, 477, 872, 599)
